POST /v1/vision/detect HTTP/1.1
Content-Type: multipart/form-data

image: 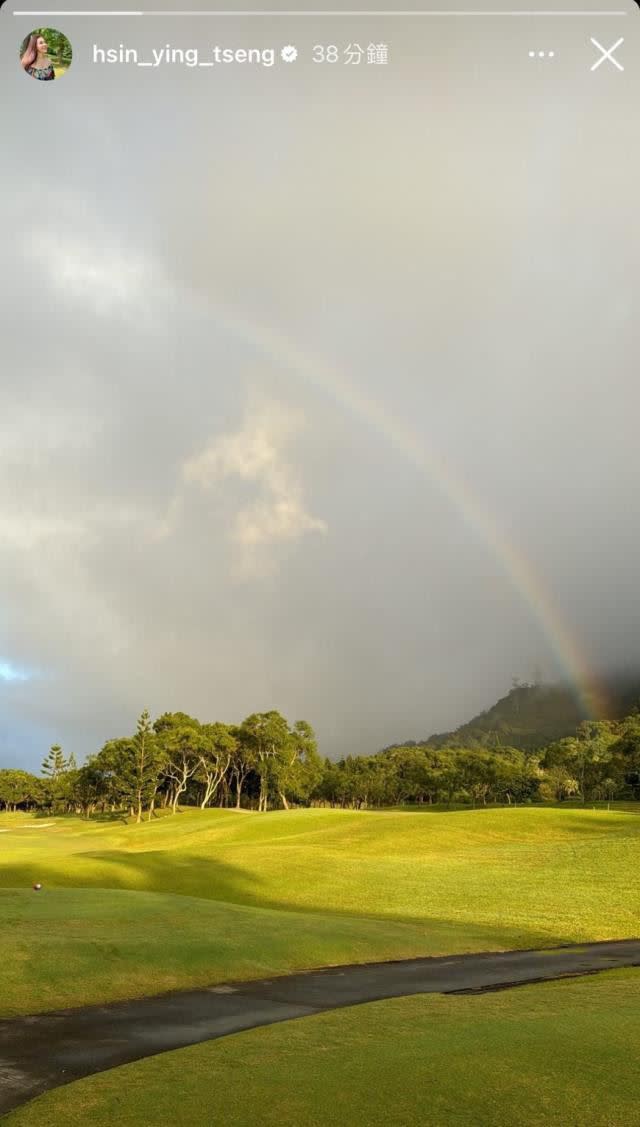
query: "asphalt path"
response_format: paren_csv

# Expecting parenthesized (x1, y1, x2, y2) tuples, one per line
(2, 938, 640, 1117)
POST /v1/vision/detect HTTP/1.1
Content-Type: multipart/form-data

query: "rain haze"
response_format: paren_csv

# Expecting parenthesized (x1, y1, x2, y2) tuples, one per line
(1, 2, 639, 770)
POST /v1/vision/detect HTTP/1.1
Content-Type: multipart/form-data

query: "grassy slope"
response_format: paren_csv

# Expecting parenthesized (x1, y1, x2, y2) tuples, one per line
(1, 806, 639, 1016)
(0, 888, 427, 1018)
(6, 969, 640, 1127)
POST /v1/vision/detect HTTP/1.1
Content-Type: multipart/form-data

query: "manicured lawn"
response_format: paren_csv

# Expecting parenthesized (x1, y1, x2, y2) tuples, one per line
(1, 806, 639, 1016)
(0, 887, 427, 1019)
(6, 969, 639, 1126)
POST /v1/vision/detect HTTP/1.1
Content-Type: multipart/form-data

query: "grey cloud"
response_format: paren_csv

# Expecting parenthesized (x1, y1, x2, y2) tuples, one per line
(1, 5, 640, 767)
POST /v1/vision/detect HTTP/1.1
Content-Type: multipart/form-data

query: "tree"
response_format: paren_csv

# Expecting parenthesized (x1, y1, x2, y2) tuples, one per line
(131, 709, 164, 823)
(85, 719, 164, 821)
(0, 769, 41, 811)
(610, 714, 640, 799)
(41, 744, 67, 779)
(492, 748, 539, 805)
(40, 744, 76, 812)
(275, 720, 321, 809)
(74, 760, 110, 817)
(237, 711, 290, 812)
(542, 722, 617, 803)
(91, 738, 135, 811)
(539, 764, 580, 802)
(197, 723, 236, 809)
(154, 712, 202, 813)
(229, 727, 257, 809)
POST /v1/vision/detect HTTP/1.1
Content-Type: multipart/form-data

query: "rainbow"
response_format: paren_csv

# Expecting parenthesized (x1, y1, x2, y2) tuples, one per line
(196, 295, 608, 719)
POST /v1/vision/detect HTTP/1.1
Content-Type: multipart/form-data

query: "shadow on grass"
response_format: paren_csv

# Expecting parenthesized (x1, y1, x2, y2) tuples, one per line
(0, 849, 265, 910)
(2, 809, 635, 961)
(0, 846, 586, 958)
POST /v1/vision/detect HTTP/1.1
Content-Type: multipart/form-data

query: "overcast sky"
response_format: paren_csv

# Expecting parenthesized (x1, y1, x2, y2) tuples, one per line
(1, 3, 639, 769)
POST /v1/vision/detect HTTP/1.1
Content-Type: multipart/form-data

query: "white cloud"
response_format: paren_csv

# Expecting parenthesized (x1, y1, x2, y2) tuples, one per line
(22, 213, 161, 317)
(183, 400, 327, 575)
(36, 231, 150, 313)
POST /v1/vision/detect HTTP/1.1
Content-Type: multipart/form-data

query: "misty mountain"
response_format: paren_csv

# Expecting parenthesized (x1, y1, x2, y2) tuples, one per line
(386, 677, 640, 754)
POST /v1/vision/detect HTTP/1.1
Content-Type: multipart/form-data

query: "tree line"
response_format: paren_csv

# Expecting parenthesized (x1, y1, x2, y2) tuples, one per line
(0, 710, 321, 820)
(316, 714, 640, 808)
(2, 709, 640, 818)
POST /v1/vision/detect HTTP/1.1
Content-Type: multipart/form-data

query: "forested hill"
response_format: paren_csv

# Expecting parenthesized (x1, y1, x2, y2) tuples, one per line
(427, 684, 588, 752)
(387, 679, 640, 754)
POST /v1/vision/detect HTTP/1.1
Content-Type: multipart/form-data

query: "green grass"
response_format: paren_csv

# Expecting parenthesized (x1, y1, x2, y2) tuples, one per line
(6, 969, 640, 1126)
(1, 805, 639, 1017)
(0, 887, 428, 1018)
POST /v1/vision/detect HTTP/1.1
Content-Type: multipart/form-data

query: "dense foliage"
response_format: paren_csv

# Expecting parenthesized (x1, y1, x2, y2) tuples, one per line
(0, 710, 321, 820)
(318, 713, 640, 808)
(394, 678, 640, 753)
(3, 702, 640, 817)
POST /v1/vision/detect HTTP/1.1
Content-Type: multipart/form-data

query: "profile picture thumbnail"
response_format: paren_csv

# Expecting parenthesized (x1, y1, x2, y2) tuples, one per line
(20, 28, 72, 81)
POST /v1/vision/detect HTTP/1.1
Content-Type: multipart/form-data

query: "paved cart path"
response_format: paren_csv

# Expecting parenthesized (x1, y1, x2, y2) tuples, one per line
(2, 938, 640, 1118)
